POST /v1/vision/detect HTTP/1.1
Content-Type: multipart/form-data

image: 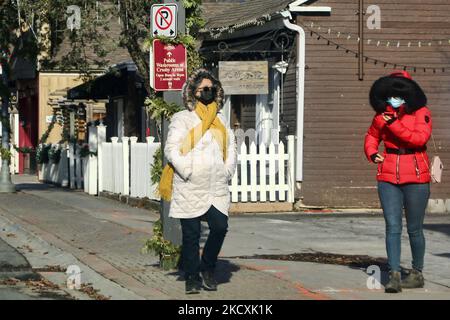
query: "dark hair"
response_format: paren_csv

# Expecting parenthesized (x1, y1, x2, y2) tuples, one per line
(189, 70, 221, 94)
(182, 68, 225, 111)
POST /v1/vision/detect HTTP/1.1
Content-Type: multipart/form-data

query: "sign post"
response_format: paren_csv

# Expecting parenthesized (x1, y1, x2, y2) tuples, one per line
(153, 0, 186, 246)
(0, 61, 16, 193)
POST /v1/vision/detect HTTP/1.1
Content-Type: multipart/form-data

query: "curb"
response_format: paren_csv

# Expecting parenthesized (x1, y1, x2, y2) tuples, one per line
(99, 192, 160, 212)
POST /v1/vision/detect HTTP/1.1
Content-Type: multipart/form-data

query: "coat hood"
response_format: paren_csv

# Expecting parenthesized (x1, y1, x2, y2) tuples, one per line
(182, 68, 225, 111)
(369, 71, 427, 114)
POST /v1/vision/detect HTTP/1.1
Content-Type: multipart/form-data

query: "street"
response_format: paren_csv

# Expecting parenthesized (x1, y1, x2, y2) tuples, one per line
(0, 175, 449, 300)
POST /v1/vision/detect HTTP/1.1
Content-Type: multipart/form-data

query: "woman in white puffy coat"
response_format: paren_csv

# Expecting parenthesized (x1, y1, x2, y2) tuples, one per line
(164, 69, 237, 294)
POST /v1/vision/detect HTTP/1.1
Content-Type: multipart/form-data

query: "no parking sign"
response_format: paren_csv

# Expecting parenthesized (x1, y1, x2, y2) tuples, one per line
(151, 4, 177, 38)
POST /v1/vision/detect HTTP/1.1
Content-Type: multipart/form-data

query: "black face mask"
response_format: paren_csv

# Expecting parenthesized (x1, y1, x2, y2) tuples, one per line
(196, 87, 216, 105)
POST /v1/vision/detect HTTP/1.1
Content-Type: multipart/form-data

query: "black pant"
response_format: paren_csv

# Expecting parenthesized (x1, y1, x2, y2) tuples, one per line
(180, 205, 228, 278)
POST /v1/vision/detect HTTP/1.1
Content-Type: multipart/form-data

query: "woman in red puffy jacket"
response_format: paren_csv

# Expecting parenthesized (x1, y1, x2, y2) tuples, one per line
(364, 71, 431, 293)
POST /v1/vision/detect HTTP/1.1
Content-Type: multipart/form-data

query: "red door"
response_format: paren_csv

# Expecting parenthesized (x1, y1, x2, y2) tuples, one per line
(18, 93, 38, 174)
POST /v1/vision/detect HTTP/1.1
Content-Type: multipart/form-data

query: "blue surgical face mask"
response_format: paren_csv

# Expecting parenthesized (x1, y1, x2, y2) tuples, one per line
(387, 97, 405, 109)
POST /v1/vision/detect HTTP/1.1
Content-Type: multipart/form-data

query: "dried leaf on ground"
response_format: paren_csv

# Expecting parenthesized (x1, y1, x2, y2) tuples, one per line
(33, 265, 66, 272)
(0, 278, 20, 286)
(80, 284, 110, 300)
(25, 278, 60, 291)
(231, 252, 389, 270)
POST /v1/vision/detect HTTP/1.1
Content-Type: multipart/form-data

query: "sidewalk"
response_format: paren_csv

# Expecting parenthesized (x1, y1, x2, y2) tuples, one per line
(0, 238, 76, 300)
(0, 175, 449, 300)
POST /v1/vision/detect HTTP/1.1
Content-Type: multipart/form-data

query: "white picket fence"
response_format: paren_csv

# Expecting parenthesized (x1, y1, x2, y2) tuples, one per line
(230, 136, 295, 203)
(39, 145, 84, 188)
(38, 123, 295, 204)
(98, 136, 160, 199)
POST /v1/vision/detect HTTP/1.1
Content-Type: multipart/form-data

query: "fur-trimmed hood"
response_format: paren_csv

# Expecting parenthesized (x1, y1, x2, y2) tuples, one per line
(182, 68, 225, 111)
(369, 71, 427, 114)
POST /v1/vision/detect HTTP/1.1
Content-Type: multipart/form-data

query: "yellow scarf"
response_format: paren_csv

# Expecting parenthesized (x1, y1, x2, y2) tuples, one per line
(159, 101, 227, 201)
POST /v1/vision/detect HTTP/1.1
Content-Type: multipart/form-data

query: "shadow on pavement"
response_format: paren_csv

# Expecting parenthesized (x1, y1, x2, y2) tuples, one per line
(433, 253, 450, 259)
(424, 224, 450, 238)
(15, 183, 53, 191)
(14, 183, 77, 193)
(168, 259, 240, 285)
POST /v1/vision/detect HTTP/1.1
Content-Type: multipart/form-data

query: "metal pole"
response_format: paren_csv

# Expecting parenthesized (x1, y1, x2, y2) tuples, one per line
(0, 62, 16, 193)
(358, 0, 365, 81)
(160, 0, 185, 246)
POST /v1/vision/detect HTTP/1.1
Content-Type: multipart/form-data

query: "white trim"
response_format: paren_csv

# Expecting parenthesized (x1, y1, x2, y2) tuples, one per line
(290, 7, 332, 13)
(288, 0, 310, 7)
(39, 72, 104, 77)
(283, 16, 305, 183)
(223, 95, 231, 127)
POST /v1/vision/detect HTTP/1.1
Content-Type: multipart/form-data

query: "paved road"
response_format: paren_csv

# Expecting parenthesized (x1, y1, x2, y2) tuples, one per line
(0, 175, 449, 300)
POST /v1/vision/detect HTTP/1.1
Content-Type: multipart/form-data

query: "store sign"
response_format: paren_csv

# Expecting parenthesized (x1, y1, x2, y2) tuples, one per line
(219, 61, 269, 95)
(150, 40, 187, 91)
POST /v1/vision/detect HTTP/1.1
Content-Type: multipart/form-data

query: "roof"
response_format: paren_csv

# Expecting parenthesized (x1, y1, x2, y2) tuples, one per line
(201, 0, 293, 30)
(50, 8, 131, 71)
(67, 61, 140, 100)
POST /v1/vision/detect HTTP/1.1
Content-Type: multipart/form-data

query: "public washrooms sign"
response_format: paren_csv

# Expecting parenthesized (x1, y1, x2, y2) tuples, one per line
(150, 40, 187, 91)
(151, 4, 178, 38)
(219, 61, 269, 95)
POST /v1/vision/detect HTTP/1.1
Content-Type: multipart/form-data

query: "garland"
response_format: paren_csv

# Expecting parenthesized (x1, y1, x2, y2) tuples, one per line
(142, 219, 181, 270)
(0, 114, 12, 161)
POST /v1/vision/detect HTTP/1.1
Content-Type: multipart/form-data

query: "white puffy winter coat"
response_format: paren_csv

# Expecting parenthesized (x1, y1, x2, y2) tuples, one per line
(164, 109, 237, 219)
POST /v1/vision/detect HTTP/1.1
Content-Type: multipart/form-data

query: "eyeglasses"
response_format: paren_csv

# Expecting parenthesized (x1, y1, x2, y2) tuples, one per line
(196, 86, 215, 93)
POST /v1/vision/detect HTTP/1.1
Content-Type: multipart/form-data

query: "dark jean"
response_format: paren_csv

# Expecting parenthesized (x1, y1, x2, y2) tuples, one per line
(378, 181, 430, 272)
(180, 205, 228, 278)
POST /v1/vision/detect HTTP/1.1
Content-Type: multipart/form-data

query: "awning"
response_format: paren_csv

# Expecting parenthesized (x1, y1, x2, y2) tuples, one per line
(67, 61, 140, 100)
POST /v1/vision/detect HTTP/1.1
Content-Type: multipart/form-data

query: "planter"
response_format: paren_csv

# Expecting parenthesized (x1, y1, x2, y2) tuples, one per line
(159, 253, 180, 271)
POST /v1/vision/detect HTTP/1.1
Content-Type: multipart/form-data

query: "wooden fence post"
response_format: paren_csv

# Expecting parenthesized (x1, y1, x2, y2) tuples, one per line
(75, 145, 82, 189)
(111, 137, 119, 194)
(287, 135, 296, 203)
(122, 137, 130, 196)
(69, 143, 75, 189)
(97, 123, 106, 193)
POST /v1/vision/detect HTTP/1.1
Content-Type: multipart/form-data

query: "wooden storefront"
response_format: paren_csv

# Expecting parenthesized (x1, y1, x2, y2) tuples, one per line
(283, 0, 450, 207)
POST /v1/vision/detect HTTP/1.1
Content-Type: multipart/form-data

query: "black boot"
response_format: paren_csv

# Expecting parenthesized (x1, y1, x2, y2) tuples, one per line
(385, 271, 402, 293)
(201, 270, 218, 291)
(402, 269, 424, 289)
(185, 274, 202, 294)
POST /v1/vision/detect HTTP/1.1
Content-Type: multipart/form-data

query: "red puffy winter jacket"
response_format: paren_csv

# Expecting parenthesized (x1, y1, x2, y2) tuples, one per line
(364, 105, 432, 184)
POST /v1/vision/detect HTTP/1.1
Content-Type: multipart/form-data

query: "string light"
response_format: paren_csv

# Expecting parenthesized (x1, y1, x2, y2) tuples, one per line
(304, 21, 450, 48)
(300, 22, 450, 74)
